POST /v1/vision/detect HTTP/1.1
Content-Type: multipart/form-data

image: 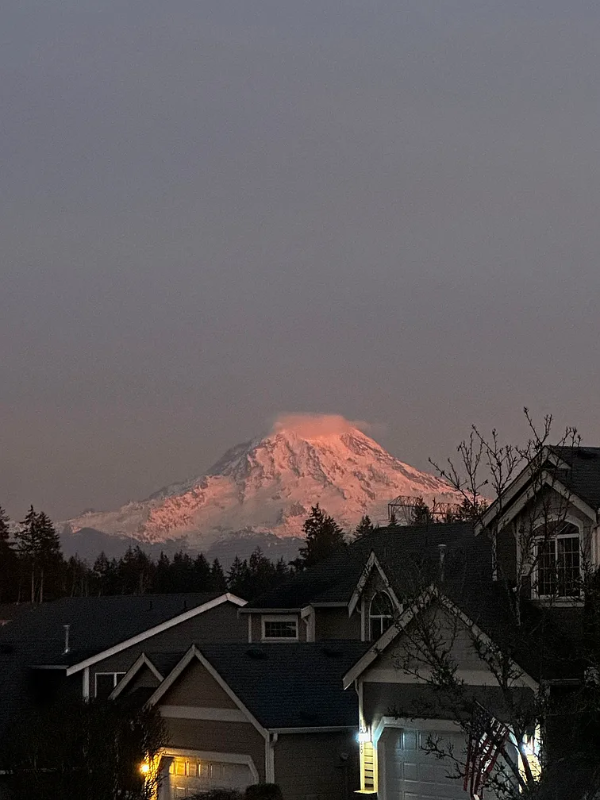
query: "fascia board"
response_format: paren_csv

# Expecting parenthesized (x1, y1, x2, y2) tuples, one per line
(147, 646, 268, 740)
(110, 653, 163, 700)
(476, 448, 568, 534)
(66, 593, 243, 676)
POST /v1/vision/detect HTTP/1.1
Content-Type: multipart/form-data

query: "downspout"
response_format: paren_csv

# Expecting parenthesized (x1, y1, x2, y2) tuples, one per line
(265, 731, 277, 783)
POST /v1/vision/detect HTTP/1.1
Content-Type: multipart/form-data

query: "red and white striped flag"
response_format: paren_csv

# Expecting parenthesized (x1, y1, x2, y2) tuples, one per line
(463, 703, 510, 799)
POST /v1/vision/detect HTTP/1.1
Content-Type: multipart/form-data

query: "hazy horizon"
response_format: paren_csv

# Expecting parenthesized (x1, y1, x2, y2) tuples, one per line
(2, 1, 600, 520)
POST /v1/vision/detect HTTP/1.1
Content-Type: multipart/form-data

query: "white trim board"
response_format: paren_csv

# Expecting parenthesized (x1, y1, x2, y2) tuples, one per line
(147, 645, 269, 740)
(160, 705, 248, 722)
(110, 653, 163, 700)
(270, 725, 355, 734)
(348, 551, 402, 617)
(476, 447, 569, 534)
(343, 586, 538, 691)
(66, 593, 246, 676)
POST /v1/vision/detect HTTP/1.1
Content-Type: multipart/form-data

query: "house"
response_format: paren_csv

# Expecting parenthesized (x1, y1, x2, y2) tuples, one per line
(0, 592, 246, 751)
(3, 445, 599, 800)
(479, 445, 600, 602)
(115, 641, 367, 800)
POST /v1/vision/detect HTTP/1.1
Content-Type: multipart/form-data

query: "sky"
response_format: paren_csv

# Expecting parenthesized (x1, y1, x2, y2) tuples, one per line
(2, 1, 600, 521)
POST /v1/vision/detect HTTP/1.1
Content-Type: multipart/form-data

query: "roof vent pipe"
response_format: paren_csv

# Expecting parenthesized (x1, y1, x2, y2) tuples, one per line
(438, 544, 447, 583)
(63, 624, 70, 654)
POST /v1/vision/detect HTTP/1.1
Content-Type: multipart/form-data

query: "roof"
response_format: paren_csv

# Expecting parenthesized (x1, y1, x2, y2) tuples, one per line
(549, 446, 600, 510)
(0, 593, 234, 667)
(192, 641, 369, 730)
(244, 523, 478, 611)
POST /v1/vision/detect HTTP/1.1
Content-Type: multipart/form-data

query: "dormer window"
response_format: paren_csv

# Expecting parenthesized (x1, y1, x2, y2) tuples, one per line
(262, 615, 298, 641)
(535, 521, 581, 599)
(369, 592, 393, 640)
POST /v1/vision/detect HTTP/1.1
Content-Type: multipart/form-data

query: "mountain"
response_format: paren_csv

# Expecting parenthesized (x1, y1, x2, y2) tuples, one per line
(61, 414, 460, 560)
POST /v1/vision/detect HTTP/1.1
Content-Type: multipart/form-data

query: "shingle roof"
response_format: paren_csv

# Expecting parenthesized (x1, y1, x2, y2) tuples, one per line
(0, 593, 223, 667)
(549, 446, 600, 510)
(198, 641, 369, 729)
(244, 523, 480, 610)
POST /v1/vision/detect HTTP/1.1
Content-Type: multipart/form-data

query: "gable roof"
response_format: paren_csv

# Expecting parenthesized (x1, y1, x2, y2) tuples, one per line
(150, 641, 369, 731)
(478, 445, 600, 534)
(0, 593, 245, 672)
(549, 446, 600, 511)
(343, 586, 538, 691)
(243, 522, 478, 612)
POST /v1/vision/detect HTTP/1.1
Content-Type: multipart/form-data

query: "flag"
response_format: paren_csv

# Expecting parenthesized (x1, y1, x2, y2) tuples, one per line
(463, 702, 510, 799)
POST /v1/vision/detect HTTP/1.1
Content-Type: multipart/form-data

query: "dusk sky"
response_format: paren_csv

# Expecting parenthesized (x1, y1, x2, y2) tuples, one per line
(2, 1, 600, 521)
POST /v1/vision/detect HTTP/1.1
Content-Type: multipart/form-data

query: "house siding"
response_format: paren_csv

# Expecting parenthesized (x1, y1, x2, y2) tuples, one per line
(127, 664, 161, 692)
(314, 608, 360, 640)
(164, 719, 266, 782)
(87, 601, 246, 696)
(161, 659, 238, 708)
(274, 731, 359, 800)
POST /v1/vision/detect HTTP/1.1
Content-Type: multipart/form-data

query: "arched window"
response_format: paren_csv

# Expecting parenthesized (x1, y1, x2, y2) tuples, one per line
(369, 591, 394, 640)
(535, 520, 581, 598)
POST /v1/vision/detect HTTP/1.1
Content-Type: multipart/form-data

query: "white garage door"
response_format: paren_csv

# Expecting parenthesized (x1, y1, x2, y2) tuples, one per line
(379, 725, 469, 800)
(168, 756, 254, 799)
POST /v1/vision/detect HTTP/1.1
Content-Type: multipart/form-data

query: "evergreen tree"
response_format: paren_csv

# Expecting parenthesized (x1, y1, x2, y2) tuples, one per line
(153, 552, 172, 593)
(292, 505, 346, 571)
(387, 511, 400, 530)
(0, 505, 9, 545)
(36, 512, 62, 602)
(354, 514, 375, 539)
(15, 506, 42, 603)
(209, 559, 227, 592)
(170, 551, 196, 593)
(0, 504, 17, 602)
(409, 497, 434, 525)
(193, 553, 212, 589)
(227, 556, 249, 595)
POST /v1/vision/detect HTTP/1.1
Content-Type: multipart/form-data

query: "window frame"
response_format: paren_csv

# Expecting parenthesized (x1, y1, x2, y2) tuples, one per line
(368, 591, 394, 641)
(533, 520, 582, 601)
(94, 671, 126, 698)
(261, 615, 299, 642)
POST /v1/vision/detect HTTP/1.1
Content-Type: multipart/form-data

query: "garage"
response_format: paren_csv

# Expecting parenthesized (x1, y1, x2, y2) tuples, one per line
(377, 723, 468, 800)
(158, 751, 257, 800)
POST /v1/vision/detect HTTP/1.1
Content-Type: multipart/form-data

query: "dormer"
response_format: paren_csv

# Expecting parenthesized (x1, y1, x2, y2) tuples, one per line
(348, 551, 403, 641)
(477, 445, 600, 603)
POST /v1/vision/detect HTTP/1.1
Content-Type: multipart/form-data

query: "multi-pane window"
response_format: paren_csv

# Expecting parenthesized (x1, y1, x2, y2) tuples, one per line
(262, 617, 298, 640)
(536, 522, 581, 598)
(369, 592, 394, 640)
(94, 671, 126, 698)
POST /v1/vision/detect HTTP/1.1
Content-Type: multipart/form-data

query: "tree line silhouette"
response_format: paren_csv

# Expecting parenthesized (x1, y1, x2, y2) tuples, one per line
(0, 498, 464, 603)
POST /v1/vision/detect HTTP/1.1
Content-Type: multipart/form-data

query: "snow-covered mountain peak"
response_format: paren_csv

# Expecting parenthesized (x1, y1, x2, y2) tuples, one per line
(63, 414, 460, 551)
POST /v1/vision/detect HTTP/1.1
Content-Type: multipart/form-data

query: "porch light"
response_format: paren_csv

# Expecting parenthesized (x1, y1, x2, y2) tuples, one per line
(357, 729, 371, 743)
(139, 762, 150, 775)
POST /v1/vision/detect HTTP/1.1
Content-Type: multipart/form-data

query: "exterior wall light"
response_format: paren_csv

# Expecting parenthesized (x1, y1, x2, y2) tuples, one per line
(357, 729, 371, 743)
(140, 762, 150, 775)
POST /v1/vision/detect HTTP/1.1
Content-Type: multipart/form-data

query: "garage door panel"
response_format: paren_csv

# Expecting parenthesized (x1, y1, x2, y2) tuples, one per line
(380, 726, 468, 800)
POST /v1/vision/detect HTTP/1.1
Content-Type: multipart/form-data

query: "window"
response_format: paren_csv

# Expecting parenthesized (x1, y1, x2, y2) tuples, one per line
(369, 592, 394, 640)
(94, 671, 126, 698)
(535, 521, 581, 598)
(262, 616, 298, 640)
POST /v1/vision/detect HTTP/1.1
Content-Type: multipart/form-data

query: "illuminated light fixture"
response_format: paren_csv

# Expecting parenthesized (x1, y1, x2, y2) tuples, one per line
(140, 762, 150, 775)
(357, 729, 371, 743)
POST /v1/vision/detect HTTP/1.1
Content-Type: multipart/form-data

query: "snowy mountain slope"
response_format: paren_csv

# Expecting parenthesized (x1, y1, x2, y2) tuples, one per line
(62, 414, 460, 551)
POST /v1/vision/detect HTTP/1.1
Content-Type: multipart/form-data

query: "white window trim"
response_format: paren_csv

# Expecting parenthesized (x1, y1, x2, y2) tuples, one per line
(94, 671, 126, 697)
(533, 518, 583, 601)
(261, 615, 299, 641)
(368, 592, 394, 641)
